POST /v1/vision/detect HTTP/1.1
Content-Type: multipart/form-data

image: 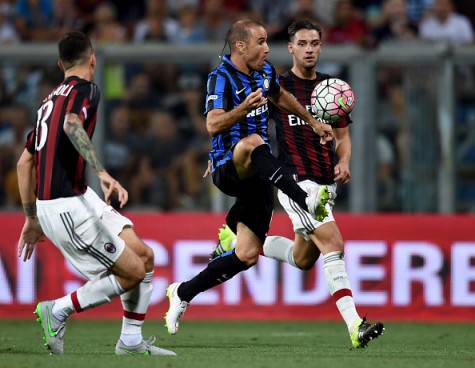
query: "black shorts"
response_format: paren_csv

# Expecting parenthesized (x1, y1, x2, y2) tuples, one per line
(212, 159, 273, 243)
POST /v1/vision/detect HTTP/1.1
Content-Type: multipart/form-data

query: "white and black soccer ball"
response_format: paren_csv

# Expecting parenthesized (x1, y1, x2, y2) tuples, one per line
(310, 78, 356, 123)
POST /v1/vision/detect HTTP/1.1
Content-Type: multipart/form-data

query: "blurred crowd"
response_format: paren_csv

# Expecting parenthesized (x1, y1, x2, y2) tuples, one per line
(1, 0, 475, 212)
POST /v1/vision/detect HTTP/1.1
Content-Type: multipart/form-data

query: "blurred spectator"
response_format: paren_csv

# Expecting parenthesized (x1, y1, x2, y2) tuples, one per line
(0, 105, 30, 206)
(130, 110, 187, 209)
(326, 0, 370, 45)
(171, 5, 205, 44)
(406, 0, 434, 23)
(250, 0, 290, 37)
(373, 0, 418, 43)
(134, 0, 178, 42)
(197, 0, 230, 42)
(419, 0, 474, 44)
(270, 0, 324, 41)
(0, 1, 18, 44)
(103, 105, 138, 184)
(90, 2, 127, 43)
(166, 74, 209, 207)
(15, 0, 53, 41)
(126, 72, 160, 129)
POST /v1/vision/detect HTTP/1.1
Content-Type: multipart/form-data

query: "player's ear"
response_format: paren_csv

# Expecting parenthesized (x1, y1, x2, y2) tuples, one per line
(236, 40, 246, 54)
(90, 53, 96, 69)
(288, 42, 293, 55)
(58, 60, 64, 72)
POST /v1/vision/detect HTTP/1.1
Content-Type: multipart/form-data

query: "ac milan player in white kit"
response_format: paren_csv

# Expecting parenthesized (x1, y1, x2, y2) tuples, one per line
(17, 31, 175, 356)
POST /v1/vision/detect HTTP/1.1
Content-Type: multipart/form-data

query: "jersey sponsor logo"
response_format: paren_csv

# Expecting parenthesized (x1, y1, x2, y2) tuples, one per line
(235, 87, 246, 95)
(104, 242, 116, 254)
(287, 105, 329, 127)
(246, 103, 268, 118)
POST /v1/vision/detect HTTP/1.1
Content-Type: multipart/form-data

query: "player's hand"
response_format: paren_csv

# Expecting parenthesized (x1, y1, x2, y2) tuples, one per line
(334, 160, 351, 184)
(203, 160, 212, 178)
(98, 170, 128, 208)
(243, 88, 267, 112)
(311, 119, 334, 144)
(18, 218, 45, 262)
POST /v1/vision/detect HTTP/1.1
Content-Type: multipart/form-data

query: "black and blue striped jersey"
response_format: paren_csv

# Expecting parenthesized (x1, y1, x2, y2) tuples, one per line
(204, 54, 280, 171)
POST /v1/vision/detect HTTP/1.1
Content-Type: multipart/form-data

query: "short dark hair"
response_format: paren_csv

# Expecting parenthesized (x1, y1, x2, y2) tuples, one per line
(227, 19, 266, 52)
(58, 31, 93, 70)
(288, 20, 323, 41)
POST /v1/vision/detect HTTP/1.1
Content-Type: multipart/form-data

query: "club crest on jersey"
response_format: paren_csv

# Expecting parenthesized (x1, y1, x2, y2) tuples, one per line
(263, 78, 270, 91)
(104, 242, 116, 254)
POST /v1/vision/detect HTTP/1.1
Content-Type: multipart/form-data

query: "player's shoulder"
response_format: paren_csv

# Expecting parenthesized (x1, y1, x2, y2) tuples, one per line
(72, 78, 100, 102)
(262, 61, 276, 76)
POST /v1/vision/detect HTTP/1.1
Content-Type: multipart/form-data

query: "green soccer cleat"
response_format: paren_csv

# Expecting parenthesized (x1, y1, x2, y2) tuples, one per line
(34, 301, 67, 354)
(210, 224, 237, 259)
(350, 318, 385, 349)
(115, 336, 176, 356)
(306, 185, 334, 222)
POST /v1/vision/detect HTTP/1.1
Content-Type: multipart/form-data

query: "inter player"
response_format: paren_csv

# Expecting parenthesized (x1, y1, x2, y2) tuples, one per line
(164, 19, 334, 334)
(17, 32, 175, 356)
(211, 20, 384, 348)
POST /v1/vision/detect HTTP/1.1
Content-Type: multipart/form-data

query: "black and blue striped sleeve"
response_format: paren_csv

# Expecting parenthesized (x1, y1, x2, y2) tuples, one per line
(204, 71, 229, 115)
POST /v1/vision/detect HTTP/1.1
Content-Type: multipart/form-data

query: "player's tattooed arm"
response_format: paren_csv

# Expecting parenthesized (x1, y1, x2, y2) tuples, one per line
(63, 113, 105, 173)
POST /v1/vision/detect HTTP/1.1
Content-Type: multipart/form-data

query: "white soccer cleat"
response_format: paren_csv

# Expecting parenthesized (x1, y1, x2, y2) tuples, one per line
(115, 336, 176, 356)
(305, 185, 334, 221)
(165, 282, 188, 335)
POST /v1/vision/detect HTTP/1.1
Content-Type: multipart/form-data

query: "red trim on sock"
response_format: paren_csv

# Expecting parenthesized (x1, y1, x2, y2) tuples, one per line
(123, 311, 146, 321)
(332, 288, 352, 302)
(71, 291, 83, 313)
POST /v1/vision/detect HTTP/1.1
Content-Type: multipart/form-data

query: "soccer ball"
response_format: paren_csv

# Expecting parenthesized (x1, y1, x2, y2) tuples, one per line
(310, 78, 355, 123)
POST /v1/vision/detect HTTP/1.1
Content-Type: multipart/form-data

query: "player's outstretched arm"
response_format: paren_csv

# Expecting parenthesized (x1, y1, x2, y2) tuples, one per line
(269, 87, 333, 144)
(206, 89, 267, 136)
(63, 113, 128, 207)
(17, 148, 44, 261)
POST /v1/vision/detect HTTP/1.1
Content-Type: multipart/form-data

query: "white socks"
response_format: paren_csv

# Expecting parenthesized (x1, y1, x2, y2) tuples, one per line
(52, 273, 124, 322)
(119, 271, 154, 346)
(323, 252, 361, 332)
(263, 236, 297, 267)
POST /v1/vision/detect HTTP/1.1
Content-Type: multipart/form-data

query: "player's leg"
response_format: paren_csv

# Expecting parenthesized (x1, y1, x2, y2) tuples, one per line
(114, 227, 175, 356)
(34, 198, 146, 354)
(165, 169, 272, 334)
(309, 222, 384, 348)
(232, 134, 330, 220)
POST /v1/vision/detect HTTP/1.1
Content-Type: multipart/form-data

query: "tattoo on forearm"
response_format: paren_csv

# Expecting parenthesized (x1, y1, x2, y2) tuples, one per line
(65, 115, 104, 172)
(23, 202, 37, 218)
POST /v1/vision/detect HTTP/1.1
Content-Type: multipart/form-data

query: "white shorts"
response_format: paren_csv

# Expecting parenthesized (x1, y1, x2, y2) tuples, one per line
(277, 180, 337, 240)
(36, 187, 133, 280)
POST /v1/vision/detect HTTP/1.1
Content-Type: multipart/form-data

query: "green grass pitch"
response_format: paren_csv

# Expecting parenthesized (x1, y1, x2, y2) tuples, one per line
(0, 320, 474, 368)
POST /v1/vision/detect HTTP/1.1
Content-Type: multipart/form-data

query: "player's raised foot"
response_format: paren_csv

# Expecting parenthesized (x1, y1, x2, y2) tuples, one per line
(305, 185, 332, 221)
(115, 336, 176, 356)
(34, 301, 67, 354)
(210, 224, 237, 259)
(350, 317, 385, 349)
(165, 283, 188, 335)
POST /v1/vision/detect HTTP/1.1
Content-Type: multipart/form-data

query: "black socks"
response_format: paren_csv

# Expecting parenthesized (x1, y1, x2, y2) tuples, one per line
(177, 250, 249, 303)
(250, 144, 308, 211)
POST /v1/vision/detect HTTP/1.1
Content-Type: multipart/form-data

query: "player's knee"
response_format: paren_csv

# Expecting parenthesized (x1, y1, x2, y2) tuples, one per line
(236, 247, 260, 267)
(143, 246, 155, 272)
(235, 134, 264, 155)
(295, 256, 317, 271)
(128, 259, 146, 287)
